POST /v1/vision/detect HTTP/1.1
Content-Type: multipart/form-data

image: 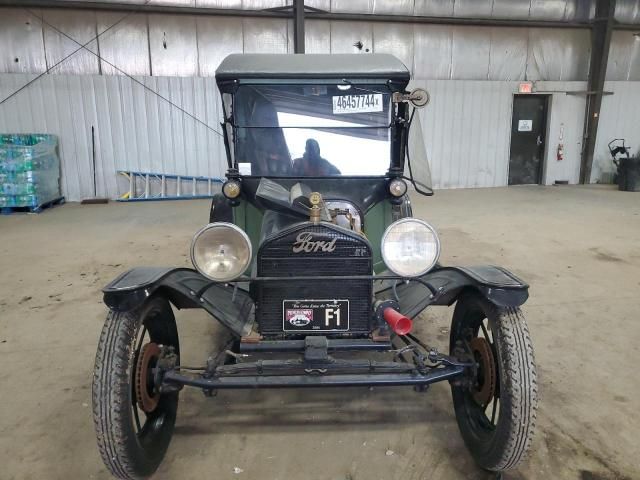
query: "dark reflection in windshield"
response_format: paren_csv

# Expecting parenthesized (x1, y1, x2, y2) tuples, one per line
(292, 139, 341, 176)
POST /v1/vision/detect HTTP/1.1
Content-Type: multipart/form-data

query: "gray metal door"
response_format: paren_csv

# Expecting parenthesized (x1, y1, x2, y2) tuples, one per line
(508, 95, 549, 185)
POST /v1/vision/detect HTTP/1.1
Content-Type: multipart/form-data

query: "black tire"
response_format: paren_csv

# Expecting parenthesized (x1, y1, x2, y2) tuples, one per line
(450, 292, 538, 471)
(92, 297, 180, 480)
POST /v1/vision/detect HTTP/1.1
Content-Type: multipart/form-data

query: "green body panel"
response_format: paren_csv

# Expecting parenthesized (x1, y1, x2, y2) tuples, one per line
(364, 200, 394, 274)
(232, 199, 264, 267)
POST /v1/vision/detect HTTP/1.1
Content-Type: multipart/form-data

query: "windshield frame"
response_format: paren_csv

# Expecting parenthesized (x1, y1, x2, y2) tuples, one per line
(223, 82, 404, 179)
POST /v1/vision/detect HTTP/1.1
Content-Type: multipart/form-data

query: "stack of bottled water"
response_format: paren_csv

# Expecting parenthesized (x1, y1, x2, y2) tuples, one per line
(0, 134, 61, 209)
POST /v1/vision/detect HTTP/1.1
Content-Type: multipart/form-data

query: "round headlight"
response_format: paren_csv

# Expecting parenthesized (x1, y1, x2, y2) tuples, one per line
(190, 222, 252, 282)
(388, 178, 408, 197)
(381, 218, 440, 277)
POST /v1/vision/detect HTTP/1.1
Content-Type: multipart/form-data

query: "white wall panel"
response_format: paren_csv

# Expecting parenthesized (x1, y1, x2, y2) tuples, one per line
(372, 23, 414, 72)
(454, 0, 493, 18)
(241, 0, 287, 8)
(411, 80, 515, 188)
(538, 81, 587, 185)
(526, 28, 590, 81)
(615, 0, 640, 23)
(492, 0, 531, 19)
(529, 0, 568, 20)
(42, 10, 100, 75)
(148, 14, 198, 76)
(606, 30, 640, 81)
(451, 26, 491, 79)
(413, 25, 452, 79)
(488, 27, 528, 80)
(0, 9, 47, 74)
(330, 21, 374, 53)
(373, 0, 413, 15)
(242, 18, 289, 53)
(197, 0, 242, 6)
(304, 0, 331, 10)
(97, 13, 151, 76)
(0, 73, 225, 201)
(197, 16, 244, 75)
(413, 0, 454, 16)
(593, 81, 640, 182)
(331, 0, 374, 14)
(305, 20, 331, 53)
(408, 79, 586, 188)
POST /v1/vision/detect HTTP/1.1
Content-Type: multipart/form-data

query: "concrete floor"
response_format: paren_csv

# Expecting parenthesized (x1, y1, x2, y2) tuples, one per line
(1, 185, 639, 480)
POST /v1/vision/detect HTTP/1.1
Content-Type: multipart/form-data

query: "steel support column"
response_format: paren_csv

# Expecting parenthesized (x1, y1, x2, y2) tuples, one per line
(580, 0, 616, 184)
(293, 0, 305, 54)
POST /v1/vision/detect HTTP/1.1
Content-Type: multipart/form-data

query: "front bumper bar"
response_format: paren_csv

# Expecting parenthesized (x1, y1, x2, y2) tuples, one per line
(239, 338, 392, 353)
(162, 365, 464, 389)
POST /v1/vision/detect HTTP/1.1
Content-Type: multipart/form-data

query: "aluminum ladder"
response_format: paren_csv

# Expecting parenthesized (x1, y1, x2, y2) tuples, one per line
(117, 171, 224, 202)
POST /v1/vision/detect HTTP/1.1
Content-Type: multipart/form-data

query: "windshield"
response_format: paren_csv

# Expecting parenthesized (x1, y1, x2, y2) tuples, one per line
(230, 84, 392, 177)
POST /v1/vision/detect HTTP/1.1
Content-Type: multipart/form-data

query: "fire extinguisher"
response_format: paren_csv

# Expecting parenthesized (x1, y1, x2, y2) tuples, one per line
(557, 123, 565, 161)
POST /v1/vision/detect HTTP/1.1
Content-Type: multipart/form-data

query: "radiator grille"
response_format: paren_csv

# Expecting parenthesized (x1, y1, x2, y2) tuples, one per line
(257, 223, 372, 337)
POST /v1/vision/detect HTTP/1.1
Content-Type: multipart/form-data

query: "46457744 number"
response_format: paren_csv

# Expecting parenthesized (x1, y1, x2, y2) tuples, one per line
(332, 94, 383, 114)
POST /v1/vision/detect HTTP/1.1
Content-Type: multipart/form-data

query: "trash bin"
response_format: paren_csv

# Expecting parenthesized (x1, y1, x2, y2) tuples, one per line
(617, 157, 640, 192)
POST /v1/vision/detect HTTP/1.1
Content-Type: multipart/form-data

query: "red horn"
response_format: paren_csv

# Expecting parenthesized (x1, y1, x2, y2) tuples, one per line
(383, 307, 412, 335)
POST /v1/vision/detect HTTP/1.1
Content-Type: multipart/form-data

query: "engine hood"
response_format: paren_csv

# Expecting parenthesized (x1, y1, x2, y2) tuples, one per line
(242, 177, 388, 216)
(259, 210, 303, 244)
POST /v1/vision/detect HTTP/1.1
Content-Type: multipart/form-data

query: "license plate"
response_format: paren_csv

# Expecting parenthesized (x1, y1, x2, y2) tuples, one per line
(283, 299, 349, 332)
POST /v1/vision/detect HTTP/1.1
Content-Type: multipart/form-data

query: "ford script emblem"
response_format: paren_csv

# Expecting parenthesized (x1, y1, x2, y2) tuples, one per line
(292, 232, 337, 253)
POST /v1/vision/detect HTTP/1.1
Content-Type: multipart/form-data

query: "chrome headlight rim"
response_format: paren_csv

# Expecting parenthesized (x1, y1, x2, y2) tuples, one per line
(190, 222, 252, 282)
(381, 217, 441, 278)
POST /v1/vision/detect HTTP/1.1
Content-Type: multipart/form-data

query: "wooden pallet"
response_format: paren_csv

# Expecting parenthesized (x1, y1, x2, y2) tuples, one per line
(0, 196, 65, 215)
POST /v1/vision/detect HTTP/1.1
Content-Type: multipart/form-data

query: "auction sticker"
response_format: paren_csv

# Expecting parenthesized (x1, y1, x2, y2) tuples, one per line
(332, 94, 383, 114)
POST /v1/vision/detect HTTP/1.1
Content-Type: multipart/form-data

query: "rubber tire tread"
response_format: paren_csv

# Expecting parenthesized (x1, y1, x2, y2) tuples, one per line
(92, 298, 177, 480)
(451, 293, 538, 471)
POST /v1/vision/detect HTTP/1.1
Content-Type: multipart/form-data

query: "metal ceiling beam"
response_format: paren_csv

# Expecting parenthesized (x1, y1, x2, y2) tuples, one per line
(2, 0, 639, 30)
(579, 0, 617, 184)
(3, 0, 638, 30)
(293, 0, 305, 54)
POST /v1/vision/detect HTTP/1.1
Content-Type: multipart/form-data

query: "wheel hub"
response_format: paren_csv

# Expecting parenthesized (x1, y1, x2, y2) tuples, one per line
(469, 337, 496, 407)
(135, 342, 161, 413)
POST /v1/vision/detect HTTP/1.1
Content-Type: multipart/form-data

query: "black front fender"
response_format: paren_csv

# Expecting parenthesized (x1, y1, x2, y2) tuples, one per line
(103, 267, 254, 337)
(375, 265, 529, 319)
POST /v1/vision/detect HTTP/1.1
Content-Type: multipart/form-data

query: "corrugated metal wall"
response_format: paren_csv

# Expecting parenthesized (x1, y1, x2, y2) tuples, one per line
(592, 82, 640, 182)
(0, 74, 226, 200)
(0, 73, 588, 198)
(0, 6, 605, 80)
(413, 80, 586, 188)
(0, 0, 639, 198)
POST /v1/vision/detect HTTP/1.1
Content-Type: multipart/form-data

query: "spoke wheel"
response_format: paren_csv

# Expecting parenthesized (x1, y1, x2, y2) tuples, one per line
(93, 297, 179, 480)
(450, 293, 537, 471)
